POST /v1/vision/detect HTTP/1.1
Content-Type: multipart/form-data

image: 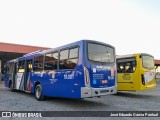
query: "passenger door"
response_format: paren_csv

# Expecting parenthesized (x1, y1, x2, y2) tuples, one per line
(16, 60, 25, 90)
(12, 62, 18, 89)
(24, 59, 33, 91)
(7, 63, 17, 89)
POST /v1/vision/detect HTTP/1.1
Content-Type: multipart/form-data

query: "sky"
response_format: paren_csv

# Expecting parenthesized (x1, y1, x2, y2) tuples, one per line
(0, 0, 160, 59)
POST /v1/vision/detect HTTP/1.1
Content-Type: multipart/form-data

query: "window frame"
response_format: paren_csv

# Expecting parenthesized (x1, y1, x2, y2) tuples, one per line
(44, 51, 59, 71)
(32, 46, 79, 71)
(87, 41, 115, 64)
(26, 59, 33, 72)
(33, 55, 44, 72)
(117, 57, 137, 73)
(59, 46, 79, 70)
(18, 60, 25, 73)
(141, 54, 154, 70)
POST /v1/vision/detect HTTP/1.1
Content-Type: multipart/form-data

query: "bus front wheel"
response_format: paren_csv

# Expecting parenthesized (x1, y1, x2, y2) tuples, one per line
(35, 84, 45, 101)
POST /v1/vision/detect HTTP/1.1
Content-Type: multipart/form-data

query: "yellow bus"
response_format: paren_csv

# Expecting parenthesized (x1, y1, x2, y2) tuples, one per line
(116, 53, 156, 91)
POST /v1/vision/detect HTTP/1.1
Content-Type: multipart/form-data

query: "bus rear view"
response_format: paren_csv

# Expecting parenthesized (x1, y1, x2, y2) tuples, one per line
(81, 41, 117, 98)
(117, 53, 156, 91)
(5, 40, 117, 100)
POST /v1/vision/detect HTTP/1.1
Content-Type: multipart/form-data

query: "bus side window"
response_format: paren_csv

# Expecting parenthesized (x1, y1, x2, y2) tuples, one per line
(68, 47, 78, 69)
(33, 55, 44, 71)
(44, 52, 58, 71)
(125, 61, 137, 73)
(117, 63, 124, 73)
(132, 61, 136, 71)
(117, 64, 120, 73)
(126, 62, 131, 73)
(117, 58, 136, 73)
(59, 49, 69, 69)
(59, 47, 78, 70)
(27, 60, 33, 72)
(4, 64, 9, 74)
(121, 66, 125, 73)
(18, 60, 25, 72)
(127, 66, 132, 73)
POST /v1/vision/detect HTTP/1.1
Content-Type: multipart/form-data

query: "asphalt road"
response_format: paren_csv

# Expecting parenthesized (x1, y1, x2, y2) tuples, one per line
(0, 81, 160, 120)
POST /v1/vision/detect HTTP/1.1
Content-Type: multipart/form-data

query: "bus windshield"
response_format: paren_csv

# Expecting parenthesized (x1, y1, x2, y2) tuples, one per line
(142, 55, 154, 69)
(88, 43, 115, 63)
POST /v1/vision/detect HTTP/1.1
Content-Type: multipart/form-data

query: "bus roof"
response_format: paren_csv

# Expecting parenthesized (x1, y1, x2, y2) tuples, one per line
(11, 40, 115, 61)
(22, 50, 44, 58)
(7, 58, 18, 63)
(116, 53, 153, 59)
(42, 40, 115, 55)
(116, 54, 135, 59)
(18, 50, 45, 60)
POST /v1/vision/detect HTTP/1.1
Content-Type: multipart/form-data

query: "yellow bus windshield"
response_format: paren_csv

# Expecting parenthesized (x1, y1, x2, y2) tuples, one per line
(142, 55, 154, 69)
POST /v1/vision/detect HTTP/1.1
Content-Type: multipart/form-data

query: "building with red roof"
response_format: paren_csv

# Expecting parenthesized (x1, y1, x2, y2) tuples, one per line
(0, 42, 49, 74)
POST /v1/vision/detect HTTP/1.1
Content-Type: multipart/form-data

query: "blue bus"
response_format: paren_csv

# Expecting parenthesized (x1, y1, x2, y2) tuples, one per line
(5, 40, 117, 100)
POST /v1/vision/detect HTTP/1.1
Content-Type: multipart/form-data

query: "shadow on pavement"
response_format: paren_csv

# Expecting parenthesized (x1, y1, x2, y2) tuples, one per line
(114, 91, 156, 99)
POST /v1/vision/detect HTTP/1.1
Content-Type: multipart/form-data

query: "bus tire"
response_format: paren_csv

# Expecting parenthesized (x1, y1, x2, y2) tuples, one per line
(35, 84, 45, 101)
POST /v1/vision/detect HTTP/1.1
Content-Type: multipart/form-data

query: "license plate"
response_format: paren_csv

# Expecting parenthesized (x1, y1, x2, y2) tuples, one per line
(101, 80, 107, 84)
(100, 90, 109, 93)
